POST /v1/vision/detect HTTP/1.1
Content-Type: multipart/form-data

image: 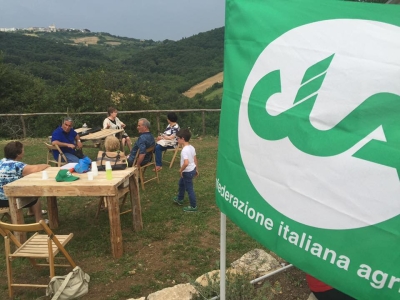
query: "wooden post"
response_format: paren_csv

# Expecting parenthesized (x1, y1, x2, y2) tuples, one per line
(20, 116, 26, 139)
(156, 113, 160, 134)
(202, 111, 206, 136)
(47, 196, 59, 229)
(107, 189, 123, 258)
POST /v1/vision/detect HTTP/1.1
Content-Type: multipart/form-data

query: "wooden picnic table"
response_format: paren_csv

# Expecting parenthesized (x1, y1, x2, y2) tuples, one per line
(3, 167, 142, 258)
(79, 128, 125, 150)
(74, 127, 91, 134)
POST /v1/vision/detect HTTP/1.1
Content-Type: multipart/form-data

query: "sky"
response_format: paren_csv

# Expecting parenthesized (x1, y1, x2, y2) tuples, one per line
(0, 0, 225, 41)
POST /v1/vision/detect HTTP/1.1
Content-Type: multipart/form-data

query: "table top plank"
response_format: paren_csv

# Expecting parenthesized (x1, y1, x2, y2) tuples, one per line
(4, 167, 137, 197)
(74, 127, 91, 134)
(80, 128, 124, 141)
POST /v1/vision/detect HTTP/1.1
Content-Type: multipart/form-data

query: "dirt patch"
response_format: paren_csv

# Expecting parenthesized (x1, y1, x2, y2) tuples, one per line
(263, 267, 311, 299)
(71, 36, 99, 45)
(105, 42, 121, 46)
(183, 72, 223, 98)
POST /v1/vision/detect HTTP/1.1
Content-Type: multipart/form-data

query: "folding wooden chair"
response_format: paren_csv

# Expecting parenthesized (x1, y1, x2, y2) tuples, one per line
(44, 143, 68, 167)
(0, 220, 76, 298)
(134, 145, 159, 190)
(162, 143, 183, 168)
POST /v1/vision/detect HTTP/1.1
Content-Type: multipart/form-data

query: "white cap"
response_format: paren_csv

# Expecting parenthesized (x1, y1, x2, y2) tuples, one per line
(105, 161, 112, 170)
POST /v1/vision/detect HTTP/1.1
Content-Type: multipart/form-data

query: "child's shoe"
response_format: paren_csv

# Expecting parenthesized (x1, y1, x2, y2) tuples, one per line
(173, 196, 183, 206)
(183, 206, 198, 212)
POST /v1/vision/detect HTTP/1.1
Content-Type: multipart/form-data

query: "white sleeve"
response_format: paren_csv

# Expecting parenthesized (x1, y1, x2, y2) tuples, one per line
(103, 118, 109, 129)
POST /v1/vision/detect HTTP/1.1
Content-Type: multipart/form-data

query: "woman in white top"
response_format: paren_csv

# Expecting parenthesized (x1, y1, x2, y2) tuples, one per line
(154, 112, 180, 171)
(103, 107, 132, 151)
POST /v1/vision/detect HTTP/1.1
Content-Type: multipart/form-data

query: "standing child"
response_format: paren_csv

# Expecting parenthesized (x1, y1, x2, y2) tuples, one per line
(173, 129, 199, 212)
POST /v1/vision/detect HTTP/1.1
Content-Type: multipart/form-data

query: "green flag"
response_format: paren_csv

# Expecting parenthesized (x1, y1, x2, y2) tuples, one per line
(217, 0, 400, 299)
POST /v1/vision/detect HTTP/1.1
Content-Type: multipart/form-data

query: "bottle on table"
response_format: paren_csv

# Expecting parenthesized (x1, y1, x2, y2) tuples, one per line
(105, 161, 113, 180)
(82, 123, 88, 133)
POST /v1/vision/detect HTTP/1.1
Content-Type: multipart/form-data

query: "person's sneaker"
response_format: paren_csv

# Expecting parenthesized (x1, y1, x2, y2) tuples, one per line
(183, 206, 198, 212)
(173, 196, 183, 206)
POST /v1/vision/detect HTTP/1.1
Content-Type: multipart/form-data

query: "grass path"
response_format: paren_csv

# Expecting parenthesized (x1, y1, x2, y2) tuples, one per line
(183, 72, 223, 98)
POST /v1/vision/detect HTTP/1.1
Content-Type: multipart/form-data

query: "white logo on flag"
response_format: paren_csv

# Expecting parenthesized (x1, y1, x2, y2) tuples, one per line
(239, 19, 400, 229)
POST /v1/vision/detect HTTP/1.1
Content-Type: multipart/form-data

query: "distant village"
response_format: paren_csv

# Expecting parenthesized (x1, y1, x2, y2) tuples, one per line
(0, 24, 90, 33)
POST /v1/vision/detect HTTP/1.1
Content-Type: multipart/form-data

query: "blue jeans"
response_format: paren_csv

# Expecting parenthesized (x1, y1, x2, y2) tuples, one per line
(63, 153, 80, 163)
(177, 168, 197, 207)
(155, 144, 174, 167)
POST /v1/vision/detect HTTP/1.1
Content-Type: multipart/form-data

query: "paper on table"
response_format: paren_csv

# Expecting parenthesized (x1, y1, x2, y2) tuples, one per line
(61, 163, 78, 170)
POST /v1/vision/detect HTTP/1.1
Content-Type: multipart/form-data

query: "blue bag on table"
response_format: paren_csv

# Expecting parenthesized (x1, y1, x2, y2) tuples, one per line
(74, 157, 92, 173)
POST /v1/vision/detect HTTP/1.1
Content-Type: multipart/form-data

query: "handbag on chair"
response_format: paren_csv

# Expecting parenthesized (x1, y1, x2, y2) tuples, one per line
(96, 151, 128, 171)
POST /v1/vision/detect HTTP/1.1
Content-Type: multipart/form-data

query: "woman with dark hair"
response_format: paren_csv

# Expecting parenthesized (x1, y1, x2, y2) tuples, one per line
(154, 112, 180, 172)
(0, 141, 49, 222)
(103, 107, 132, 151)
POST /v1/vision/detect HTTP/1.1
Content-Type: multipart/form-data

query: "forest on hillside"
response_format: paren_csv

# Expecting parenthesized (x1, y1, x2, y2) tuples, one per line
(0, 28, 224, 138)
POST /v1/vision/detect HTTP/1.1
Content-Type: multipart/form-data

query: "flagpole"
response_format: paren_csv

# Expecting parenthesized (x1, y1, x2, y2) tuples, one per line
(220, 212, 226, 300)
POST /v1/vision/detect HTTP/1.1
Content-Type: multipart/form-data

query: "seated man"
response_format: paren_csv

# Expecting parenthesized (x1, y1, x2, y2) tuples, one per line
(127, 118, 155, 168)
(0, 141, 49, 222)
(51, 117, 84, 163)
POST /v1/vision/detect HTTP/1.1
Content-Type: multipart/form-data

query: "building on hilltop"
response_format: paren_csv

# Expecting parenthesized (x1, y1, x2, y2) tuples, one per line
(49, 24, 56, 32)
(0, 28, 16, 32)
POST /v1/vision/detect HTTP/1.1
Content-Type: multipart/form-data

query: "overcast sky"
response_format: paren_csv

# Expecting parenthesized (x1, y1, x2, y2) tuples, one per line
(0, 0, 225, 41)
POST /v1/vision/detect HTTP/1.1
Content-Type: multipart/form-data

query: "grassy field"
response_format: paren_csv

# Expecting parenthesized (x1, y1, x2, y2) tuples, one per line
(204, 88, 223, 101)
(0, 137, 311, 300)
(0, 136, 287, 300)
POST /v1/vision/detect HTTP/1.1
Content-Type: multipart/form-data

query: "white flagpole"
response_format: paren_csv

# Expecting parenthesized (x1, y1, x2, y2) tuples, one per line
(220, 212, 226, 300)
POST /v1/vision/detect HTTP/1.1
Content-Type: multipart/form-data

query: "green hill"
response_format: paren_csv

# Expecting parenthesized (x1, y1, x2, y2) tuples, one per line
(0, 28, 224, 138)
(0, 28, 223, 92)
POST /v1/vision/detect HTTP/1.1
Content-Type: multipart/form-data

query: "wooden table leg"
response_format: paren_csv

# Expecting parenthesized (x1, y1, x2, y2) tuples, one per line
(8, 197, 26, 243)
(107, 192, 123, 258)
(47, 196, 59, 229)
(129, 171, 143, 231)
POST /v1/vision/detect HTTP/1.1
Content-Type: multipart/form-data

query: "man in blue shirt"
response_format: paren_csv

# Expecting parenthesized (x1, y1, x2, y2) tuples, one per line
(128, 118, 155, 168)
(51, 117, 84, 163)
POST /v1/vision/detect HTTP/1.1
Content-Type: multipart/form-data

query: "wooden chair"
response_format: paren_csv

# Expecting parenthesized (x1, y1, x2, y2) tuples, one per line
(95, 183, 132, 218)
(44, 143, 68, 167)
(162, 143, 183, 168)
(0, 220, 76, 298)
(134, 145, 159, 190)
(0, 207, 10, 222)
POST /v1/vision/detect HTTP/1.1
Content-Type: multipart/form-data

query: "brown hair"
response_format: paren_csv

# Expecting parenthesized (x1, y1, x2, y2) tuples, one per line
(176, 129, 191, 142)
(4, 141, 23, 159)
(104, 136, 120, 152)
(107, 107, 117, 116)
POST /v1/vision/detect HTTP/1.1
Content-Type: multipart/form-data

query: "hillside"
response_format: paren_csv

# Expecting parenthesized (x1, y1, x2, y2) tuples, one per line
(183, 72, 223, 98)
(0, 28, 223, 94)
(0, 28, 224, 138)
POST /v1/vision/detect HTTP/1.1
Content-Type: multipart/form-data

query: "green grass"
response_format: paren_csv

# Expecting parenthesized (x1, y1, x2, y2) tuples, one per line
(204, 87, 223, 101)
(0, 136, 267, 299)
